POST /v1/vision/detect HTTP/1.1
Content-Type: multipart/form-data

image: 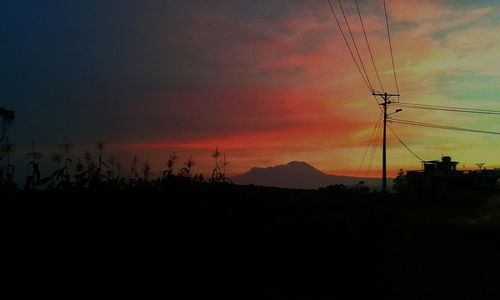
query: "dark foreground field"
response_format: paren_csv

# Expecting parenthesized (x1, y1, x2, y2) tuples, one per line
(3, 182, 500, 299)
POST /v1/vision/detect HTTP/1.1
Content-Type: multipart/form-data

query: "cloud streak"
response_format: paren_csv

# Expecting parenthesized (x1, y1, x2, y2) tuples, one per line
(2, 0, 500, 177)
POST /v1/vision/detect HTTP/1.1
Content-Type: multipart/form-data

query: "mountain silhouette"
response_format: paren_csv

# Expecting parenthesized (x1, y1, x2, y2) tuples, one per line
(231, 161, 386, 190)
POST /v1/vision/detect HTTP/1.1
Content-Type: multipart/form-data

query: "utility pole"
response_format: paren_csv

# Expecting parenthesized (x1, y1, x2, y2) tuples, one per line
(372, 91, 400, 194)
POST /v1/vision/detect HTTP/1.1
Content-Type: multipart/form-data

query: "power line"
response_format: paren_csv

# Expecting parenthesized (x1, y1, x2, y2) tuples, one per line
(373, 95, 384, 113)
(336, 0, 374, 91)
(391, 118, 500, 135)
(394, 102, 500, 115)
(394, 104, 500, 115)
(354, 0, 384, 92)
(327, 0, 372, 92)
(326, 0, 384, 112)
(398, 101, 500, 112)
(326, 0, 402, 189)
(387, 124, 424, 161)
(366, 114, 383, 176)
(358, 112, 383, 175)
(383, 0, 399, 98)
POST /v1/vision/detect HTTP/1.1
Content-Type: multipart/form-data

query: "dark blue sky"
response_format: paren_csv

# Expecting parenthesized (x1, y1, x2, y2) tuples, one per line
(3, 1, 193, 143)
(1, 0, 314, 144)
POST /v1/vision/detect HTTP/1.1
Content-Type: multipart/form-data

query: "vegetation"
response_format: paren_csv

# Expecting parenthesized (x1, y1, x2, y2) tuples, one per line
(393, 168, 408, 192)
(0, 107, 15, 188)
(0, 107, 15, 143)
(163, 152, 178, 179)
(0, 107, 230, 191)
(3, 178, 500, 298)
(2, 106, 500, 298)
(210, 146, 231, 183)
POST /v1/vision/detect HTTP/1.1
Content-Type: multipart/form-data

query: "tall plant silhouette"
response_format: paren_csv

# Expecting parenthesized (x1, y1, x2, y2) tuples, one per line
(163, 152, 178, 179)
(61, 137, 72, 181)
(210, 147, 230, 183)
(130, 155, 140, 181)
(107, 155, 117, 180)
(74, 150, 96, 187)
(96, 142, 109, 181)
(220, 153, 230, 182)
(179, 156, 195, 178)
(211, 147, 221, 181)
(115, 160, 122, 179)
(142, 161, 152, 181)
(74, 158, 86, 186)
(25, 140, 43, 189)
(48, 137, 73, 188)
(49, 152, 63, 188)
(84, 150, 96, 176)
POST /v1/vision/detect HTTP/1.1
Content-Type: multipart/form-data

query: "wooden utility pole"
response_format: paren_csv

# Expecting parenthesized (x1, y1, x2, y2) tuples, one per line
(372, 91, 400, 194)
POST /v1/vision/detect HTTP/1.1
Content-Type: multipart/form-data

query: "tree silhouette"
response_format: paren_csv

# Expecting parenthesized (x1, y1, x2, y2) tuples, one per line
(393, 169, 407, 193)
(0, 107, 15, 186)
(0, 138, 15, 186)
(2, 139, 14, 165)
(0, 107, 15, 143)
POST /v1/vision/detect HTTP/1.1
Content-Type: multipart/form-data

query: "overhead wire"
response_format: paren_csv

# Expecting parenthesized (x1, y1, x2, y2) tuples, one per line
(387, 124, 424, 161)
(397, 101, 500, 113)
(327, 1, 438, 174)
(327, 0, 372, 92)
(366, 114, 383, 176)
(326, 0, 384, 112)
(328, 1, 500, 175)
(390, 118, 500, 135)
(358, 112, 383, 175)
(337, 0, 373, 91)
(383, 0, 399, 99)
(354, 0, 384, 92)
(393, 102, 500, 115)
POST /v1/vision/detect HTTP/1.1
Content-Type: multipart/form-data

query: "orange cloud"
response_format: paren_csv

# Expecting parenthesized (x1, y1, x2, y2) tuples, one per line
(115, 1, 500, 177)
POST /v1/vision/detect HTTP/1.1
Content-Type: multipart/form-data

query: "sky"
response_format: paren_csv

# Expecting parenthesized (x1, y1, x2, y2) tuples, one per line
(2, 0, 500, 180)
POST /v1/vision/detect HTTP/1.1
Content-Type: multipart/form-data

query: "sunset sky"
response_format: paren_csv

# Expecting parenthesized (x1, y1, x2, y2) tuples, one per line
(2, 0, 500, 179)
